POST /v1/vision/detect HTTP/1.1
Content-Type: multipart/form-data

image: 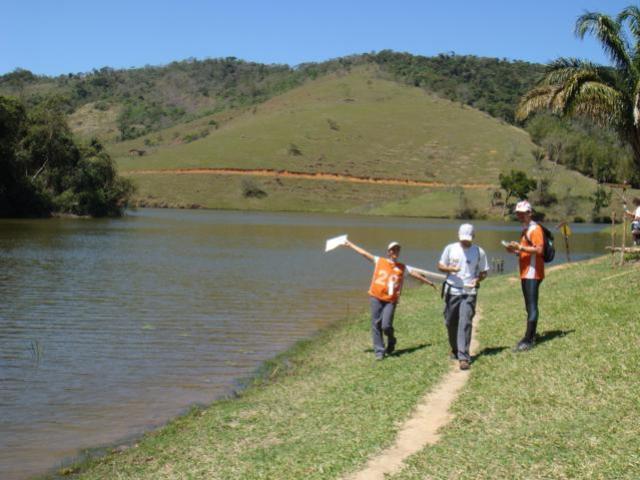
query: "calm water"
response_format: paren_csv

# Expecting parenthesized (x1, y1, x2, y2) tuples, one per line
(0, 209, 609, 479)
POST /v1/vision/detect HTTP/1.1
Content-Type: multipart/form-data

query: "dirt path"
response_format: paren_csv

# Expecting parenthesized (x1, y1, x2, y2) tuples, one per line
(344, 308, 482, 480)
(124, 167, 493, 189)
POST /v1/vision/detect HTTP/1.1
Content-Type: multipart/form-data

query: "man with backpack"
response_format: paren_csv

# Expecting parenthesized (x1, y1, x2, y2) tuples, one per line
(504, 200, 550, 352)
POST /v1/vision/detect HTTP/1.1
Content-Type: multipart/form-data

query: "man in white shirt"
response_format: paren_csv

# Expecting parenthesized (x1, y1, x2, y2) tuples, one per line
(623, 198, 640, 246)
(437, 224, 489, 370)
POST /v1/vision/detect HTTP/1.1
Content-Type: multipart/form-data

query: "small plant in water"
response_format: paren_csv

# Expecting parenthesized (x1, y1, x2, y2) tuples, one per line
(30, 339, 43, 366)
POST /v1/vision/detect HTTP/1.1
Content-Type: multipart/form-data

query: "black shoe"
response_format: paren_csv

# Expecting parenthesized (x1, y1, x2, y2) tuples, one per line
(459, 360, 470, 370)
(513, 341, 533, 352)
(386, 338, 396, 356)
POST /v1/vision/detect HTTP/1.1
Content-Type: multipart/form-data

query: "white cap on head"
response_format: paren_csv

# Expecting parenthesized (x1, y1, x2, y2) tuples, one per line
(458, 224, 474, 241)
(387, 241, 401, 250)
(515, 200, 533, 213)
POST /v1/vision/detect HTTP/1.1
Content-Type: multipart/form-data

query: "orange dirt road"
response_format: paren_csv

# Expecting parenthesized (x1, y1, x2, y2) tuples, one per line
(124, 168, 494, 189)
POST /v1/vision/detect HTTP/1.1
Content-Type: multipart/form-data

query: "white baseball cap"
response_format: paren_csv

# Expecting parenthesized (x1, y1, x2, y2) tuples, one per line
(458, 224, 474, 241)
(515, 200, 533, 213)
(387, 241, 401, 250)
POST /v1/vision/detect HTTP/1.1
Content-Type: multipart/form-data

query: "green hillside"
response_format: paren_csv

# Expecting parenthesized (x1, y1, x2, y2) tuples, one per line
(3, 53, 635, 219)
(1, 52, 542, 142)
(112, 67, 605, 220)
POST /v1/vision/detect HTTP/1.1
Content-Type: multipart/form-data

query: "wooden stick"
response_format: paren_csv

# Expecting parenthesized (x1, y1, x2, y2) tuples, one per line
(611, 211, 616, 266)
(564, 233, 571, 263)
(621, 211, 627, 266)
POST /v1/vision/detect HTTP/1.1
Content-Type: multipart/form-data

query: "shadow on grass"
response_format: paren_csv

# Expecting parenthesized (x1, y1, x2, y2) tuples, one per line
(391, 343, 432, 357)
(364, 343, 432, 357)
(535, 329, 575, 346)
(472, 346, 509, 362)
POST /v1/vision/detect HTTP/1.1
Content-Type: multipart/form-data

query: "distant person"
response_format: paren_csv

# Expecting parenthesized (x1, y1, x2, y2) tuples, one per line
(437, 224, 489, 370)
(504, 200, 544, 352)
(623, 197, 640, 246)
(342, 240, 436, 360)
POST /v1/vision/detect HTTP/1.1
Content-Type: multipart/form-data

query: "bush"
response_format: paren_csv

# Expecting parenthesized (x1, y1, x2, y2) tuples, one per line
(288, 143, 303, 156)
(52, 145, 135, 216)
(93, 100, 110, 111)
(454, 190, 478, 219)
(529, 178, 557, 207)
(1, 94, 134, 217)
(182, 128, 210, 143)
(327, 118, 340, 131)
(241, 179, 267, 198)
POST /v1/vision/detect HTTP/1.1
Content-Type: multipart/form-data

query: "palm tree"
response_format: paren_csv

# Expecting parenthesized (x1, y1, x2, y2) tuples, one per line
(517, 5, 640, 171)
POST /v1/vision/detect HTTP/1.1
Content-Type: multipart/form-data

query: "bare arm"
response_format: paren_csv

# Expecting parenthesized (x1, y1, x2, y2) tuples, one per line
(469, 270, 488, 287)
(343, 240, 375, 262)
(408, 269, 438, 290)
(437, 262, 460, 273)
(519, 244, 543, 255)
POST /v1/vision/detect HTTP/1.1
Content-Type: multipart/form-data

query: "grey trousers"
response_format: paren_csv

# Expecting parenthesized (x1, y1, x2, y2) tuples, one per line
(370, 297, 396, 356)
(444, 293, 477, 362)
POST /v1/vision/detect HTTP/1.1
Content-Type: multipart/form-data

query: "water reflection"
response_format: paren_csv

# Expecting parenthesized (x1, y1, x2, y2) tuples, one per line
(0, 209, 609, 479)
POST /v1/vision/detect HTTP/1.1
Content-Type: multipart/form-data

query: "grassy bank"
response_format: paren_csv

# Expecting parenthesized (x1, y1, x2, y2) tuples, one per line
(51, 280, 450, 480)
(48, 257, 639, 479)
(390, 258, 639, 479)
(125, 172, 494, 217)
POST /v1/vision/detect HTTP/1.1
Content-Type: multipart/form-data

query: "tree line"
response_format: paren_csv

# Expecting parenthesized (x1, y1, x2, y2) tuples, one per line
(0, 95, 134, 217)
(2, 48, 636, 190)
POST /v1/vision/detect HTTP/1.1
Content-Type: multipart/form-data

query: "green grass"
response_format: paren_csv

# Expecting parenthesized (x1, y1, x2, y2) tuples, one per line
(126, 172, 495, 217)
(109, 66, 602, 220)
(47, 258, 639, 479)
(47, 257, 640, 480)
(389, 258, 640, 479)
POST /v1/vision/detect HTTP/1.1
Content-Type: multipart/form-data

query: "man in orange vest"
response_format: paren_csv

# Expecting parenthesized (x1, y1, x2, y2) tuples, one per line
(504, 200, 544, 352)
(343, 240, 436, 360)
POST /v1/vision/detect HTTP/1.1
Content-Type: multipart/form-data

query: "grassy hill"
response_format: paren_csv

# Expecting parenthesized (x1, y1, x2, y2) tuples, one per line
(110, 66, 604, 220)
(3, 53, 635, 219)
(1, 52, 542, 142)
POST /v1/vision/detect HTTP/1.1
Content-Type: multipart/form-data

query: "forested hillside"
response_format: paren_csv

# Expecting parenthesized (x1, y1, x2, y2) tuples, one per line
(1, 50, 635, 198)
(0, 52, 543, 138)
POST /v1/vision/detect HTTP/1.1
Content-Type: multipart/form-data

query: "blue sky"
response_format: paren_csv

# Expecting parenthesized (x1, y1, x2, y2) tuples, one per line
(0, 0, 634, 76)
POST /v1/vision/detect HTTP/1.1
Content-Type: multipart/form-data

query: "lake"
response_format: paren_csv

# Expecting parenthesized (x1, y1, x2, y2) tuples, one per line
(0, 209, 610, 479)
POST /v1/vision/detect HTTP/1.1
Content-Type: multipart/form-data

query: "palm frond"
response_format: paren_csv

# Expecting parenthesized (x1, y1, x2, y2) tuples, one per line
(555, 71, 603, 111)
(568, 81, 630, 129)
(618, 6, 640, 69)
(516, 85, 563, 121)
(575, 12, 633, 75)
(541, 58, 623, 89)
(618, 6, 640, 43)
(517, 72, 630, 127)
(542, 58, 599, 84)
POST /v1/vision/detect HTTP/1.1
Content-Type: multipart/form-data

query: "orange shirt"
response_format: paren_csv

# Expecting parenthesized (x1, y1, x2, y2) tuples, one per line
(368, 257, 406, 303)
(519, 222, 545, 280)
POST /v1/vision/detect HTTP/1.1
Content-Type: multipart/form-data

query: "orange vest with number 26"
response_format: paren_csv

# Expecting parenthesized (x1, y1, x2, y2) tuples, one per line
(368, 257, 406, 303)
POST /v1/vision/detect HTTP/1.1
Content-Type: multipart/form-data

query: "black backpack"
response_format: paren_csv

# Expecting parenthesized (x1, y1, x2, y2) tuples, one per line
(525, 223, 555, 263)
